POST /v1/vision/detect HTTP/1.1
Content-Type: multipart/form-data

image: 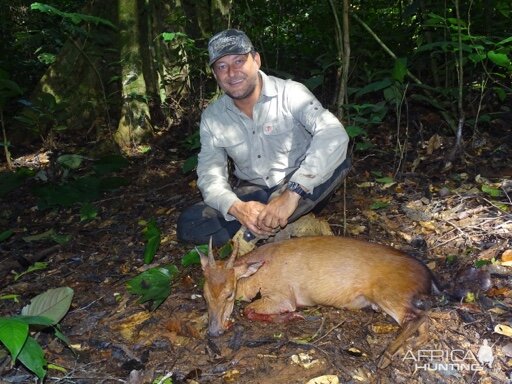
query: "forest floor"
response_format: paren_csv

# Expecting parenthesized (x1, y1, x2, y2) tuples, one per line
(1, 119, 511, 384)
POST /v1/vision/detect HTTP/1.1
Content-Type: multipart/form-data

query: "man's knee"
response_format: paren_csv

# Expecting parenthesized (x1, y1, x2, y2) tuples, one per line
(176, 207, 196, 243)
(176, 204, 240, 246)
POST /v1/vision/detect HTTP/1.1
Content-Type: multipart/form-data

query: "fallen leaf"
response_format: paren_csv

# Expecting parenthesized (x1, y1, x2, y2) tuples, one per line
(426, 134, 443, 154)
(501, 249, 512, 262)
(486, 287, 511, 298)
(419, 221, 436, 232)
(111, 311, 151, 341)
(222, 369, 240, 383)
(370, 322, 399, 334)
(291, 352, 322, 369)
(495, 324, 512, 338)
(347, 224, 366, 236)
(306, 375, 339, 384)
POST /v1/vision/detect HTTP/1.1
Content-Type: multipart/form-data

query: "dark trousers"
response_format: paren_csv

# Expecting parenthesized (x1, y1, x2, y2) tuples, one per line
(177, 158, 351, 246)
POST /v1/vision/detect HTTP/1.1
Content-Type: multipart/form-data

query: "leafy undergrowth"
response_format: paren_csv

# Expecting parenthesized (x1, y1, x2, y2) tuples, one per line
(0, 124, 511, 383)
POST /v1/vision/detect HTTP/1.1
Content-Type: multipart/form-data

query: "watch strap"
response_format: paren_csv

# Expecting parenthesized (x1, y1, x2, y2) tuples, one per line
(287, 181, 307, 197)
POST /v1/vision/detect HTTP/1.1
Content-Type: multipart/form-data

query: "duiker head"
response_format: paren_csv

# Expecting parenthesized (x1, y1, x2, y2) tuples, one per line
(199, 239, 262, 336)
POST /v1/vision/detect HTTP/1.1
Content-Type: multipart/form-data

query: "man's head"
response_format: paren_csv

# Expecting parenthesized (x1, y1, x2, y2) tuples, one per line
(208, 29, 261, 101)
(208, 29, 254, 66)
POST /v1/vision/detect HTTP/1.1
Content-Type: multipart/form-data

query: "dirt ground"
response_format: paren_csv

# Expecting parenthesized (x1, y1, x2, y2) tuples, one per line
(1, 124, 511, 384)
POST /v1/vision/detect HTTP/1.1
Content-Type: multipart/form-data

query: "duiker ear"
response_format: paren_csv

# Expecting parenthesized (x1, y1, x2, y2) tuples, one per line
(199, 237, 216, 271)
(235, 261, 264, 279)
(199, 252, 209, 270)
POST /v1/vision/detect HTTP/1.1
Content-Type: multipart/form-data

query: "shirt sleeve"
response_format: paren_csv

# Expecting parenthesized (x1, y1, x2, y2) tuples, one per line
(285, 82, 349, 192)
(196, 117, 240, 221)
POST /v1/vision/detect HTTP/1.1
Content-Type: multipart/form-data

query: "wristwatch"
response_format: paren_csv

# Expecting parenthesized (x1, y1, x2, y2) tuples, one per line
(287, 181, 307, 197)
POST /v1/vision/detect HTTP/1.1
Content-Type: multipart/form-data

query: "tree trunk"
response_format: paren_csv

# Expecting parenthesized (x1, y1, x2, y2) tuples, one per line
(114, 0, 152, 151)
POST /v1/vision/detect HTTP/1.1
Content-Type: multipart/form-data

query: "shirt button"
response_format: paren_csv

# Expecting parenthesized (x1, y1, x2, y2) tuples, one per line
(265, 176, 269, 180)
(257, 155, 261, 158)
(253, 131, 255, 134)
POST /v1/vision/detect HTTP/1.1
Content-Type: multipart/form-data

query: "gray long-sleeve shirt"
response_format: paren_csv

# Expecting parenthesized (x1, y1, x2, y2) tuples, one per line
(197, 71, 349, 220)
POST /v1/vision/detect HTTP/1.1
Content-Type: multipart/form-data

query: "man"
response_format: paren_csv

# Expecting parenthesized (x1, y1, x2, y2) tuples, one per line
(177, 29, 350, 249)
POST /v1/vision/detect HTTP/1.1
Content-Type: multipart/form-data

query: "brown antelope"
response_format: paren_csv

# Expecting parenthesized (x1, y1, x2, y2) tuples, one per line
(200, 236, 437, 368)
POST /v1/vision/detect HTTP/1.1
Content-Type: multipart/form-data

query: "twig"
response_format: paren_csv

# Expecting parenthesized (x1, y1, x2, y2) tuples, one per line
(1, 109, 14, 169)
(430, 234, 463, 250)
(351, 13, 423, 86)
(312, 320, 346, 344)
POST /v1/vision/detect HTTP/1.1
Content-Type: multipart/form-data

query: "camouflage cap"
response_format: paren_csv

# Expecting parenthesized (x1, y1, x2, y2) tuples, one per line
(208, 29, 254, 66)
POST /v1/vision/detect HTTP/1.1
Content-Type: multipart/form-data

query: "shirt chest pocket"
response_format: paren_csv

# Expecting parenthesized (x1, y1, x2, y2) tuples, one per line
(213, 132, 248, 162)
(261, 117, 301, 153)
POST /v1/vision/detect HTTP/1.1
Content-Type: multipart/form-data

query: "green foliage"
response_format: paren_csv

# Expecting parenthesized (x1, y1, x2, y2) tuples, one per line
(375, 176, 396, 189)
(0, 168, 36, 197)
(181, 131, 201, 173)
(12, 262, 48, 282)
(343, 101, 388, 151)
(153, 376, 173, 384)
(0, 68, 23, 107)
(57, 154, 87, 170)
(20, 287, 74, 324)
(31, 2, 116, 29)
(142, 219, 161, 264)
(0, 287, 74, 380)
(92, 154, 130, 175)
(0, 229, 14, 242)
(370, 200, 390, 210)
(127, 241, 233, 309)
(33, 175, 128, 209)
(126, 265, 179, 310)
(481, 184, 502, 198)
(181, 242, 233, 267)
(32, 154, 129, 209)
(181, 244, 208, 267)
(1, 154, 128, 214)
(79, 202, 98, 222)
(15, 92, 70, 142)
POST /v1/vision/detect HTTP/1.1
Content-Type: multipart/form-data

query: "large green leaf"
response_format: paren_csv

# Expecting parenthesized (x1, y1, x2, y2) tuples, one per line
(10, 315, 55, 327)
(0, 229, 13, 242)
(31, 2, 116, 28)
(392, 58, 408, 82)
(182, 155, 198, 174)
(57, 154, 86, 170)
(21, 287, 74, 325)
(143, 220, 161, 264)
(487, 50, 511, 68)
(0, 318, 29, 360)
(16, 335, 47, 380)
(181, 244, 208, 267)
(355, 78, 393, 98)
(92, 154, 129, 175)
(126, 265, 179, 310)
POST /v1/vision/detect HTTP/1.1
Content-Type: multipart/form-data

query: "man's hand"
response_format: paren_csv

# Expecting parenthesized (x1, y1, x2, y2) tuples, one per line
(257, 190, 300, 231)
(228, 200, 272, 237)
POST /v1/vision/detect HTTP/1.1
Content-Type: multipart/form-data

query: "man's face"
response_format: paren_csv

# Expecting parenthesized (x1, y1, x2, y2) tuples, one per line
(212, 52, 261, 100)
